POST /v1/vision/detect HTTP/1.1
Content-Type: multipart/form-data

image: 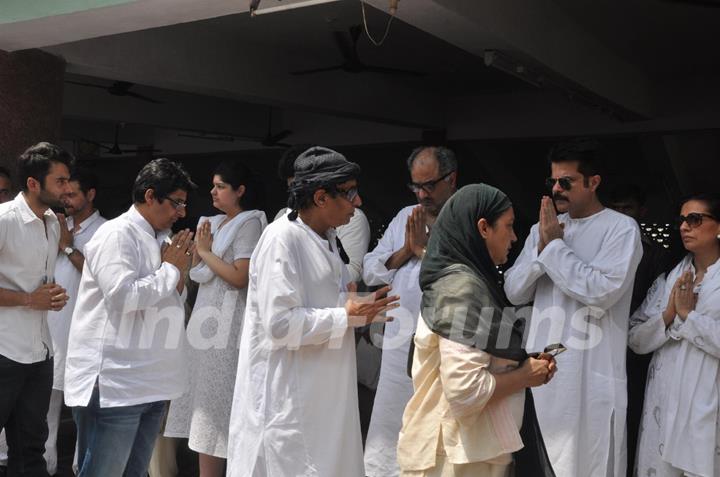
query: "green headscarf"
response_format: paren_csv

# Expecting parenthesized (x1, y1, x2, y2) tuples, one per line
(419, 183, 522, 360)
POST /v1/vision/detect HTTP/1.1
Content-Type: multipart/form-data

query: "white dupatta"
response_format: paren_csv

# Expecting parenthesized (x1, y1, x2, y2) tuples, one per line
(189, 210, 267, 284)
(659, 255, 720, 477)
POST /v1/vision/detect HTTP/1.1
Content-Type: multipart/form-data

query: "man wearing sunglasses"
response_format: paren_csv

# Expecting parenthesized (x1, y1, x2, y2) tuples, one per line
(362, 146, 457, 477)
(504, 140, 642, 477)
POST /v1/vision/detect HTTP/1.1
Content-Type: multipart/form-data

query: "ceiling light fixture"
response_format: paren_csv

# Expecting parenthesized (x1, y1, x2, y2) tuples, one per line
(251, 0, 341, 16)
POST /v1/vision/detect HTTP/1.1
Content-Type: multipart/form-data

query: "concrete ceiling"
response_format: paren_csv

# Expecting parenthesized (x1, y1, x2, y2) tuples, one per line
(0, 0, 718, 147)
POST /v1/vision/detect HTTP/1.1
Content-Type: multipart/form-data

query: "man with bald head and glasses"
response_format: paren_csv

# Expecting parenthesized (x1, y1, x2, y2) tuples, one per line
(362, 146, 457, 477)
(504, 139, 642, 477)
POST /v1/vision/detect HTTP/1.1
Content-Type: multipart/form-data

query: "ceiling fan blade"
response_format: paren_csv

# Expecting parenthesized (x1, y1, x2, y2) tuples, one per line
(178, 133, 236, 142)
(362, 64, 426, 77)
(123, 91, 163, 104)
(290, 65, 345, 75)
(77, 137, 112, 151)
(65, 80, 108, 90)
(267, 129, 292, 145)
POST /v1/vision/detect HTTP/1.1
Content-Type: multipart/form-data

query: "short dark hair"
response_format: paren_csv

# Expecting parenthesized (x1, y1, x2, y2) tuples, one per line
(214, 160, 264, 210)
(0, 166, 10, 180)
(277, 144, 312, 182)
(17, 142, 74, 192)
(547, 138, 603, 180)
(608, 183, 647, 207)
(680, 192, 720, 220)
(70, 166, 99, 195)
(132, 158, 197, 204)
(407, 146, 457, 176)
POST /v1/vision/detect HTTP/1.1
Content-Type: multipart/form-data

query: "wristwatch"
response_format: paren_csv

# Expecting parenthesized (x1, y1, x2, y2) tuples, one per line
(63, 246, 75, 256)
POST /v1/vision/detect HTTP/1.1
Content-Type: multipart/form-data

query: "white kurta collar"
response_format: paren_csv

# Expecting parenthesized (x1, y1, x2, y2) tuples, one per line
(128, 205, 171, 244)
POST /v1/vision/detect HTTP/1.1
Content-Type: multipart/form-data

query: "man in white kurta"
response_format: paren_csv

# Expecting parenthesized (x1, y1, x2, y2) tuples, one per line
(504, 142, 642, 477)
(274, 143, 371, 283)
(363, 146, 457, 477)
(227, 147, 397, 477)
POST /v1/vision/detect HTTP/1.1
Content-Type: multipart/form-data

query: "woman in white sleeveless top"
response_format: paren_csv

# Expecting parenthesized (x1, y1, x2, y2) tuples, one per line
(165, 160, 266, 477)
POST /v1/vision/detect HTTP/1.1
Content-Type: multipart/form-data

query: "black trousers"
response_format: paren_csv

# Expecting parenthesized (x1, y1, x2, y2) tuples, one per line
(0, 354, 52, 477)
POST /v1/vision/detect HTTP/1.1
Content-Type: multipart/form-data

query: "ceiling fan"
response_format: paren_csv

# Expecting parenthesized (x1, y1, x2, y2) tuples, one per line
(79, 123, 162, 156)
(179, 108, 293, 148)
(65, 79, 163, 104)
(291, 25, 425, 77)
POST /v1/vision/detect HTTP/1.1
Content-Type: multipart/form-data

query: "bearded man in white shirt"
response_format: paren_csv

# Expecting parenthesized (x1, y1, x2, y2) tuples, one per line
(64, 158, 196, 477)
(0, 142, 72, 477)
(227, 146, 399, 477)
(504, 140, 642, 477)
(362, 146, 457, 477)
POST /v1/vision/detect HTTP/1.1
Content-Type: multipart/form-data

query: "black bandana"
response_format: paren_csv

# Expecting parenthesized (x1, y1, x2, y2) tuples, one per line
(286, 147, 360, 220)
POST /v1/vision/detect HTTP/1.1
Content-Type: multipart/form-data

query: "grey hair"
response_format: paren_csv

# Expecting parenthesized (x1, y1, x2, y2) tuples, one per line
(406, 146, 457, 175)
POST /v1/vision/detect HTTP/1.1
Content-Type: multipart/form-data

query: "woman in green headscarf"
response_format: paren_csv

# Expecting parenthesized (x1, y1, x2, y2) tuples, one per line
(397, 184, 556, 477)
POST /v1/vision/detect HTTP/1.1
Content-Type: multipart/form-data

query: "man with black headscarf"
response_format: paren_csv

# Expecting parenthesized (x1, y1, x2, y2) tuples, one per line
(226, 147, 399, 477)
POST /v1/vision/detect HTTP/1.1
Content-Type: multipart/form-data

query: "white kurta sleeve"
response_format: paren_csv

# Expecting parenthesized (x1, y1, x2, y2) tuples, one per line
(628, 275, 670, 354)
(504, 225, 546, 305)
(438, 336, 496, 418)
(667, 310, 720, 359)
(257, 240, 348, 348)
(536, 223, 642, 310)
(337, 210, 371, 284)
(362, 211, 406, 286)
(89, 230, 180, 312)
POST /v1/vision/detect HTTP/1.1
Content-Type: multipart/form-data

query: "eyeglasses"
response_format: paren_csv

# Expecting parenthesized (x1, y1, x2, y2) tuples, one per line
(335, 187, 359, 202)
(545, 176, 577, 191)
(676, 212, 717, 229)
(407, 171, 454, 194)
(165, 196, 188, 210)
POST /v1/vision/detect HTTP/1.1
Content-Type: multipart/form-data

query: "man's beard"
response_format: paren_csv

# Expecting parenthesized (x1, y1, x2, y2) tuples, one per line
(38, 188, 65, 209)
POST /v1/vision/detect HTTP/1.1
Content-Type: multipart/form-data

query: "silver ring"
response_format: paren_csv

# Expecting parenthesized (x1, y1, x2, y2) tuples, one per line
(176, 244, 182, 249)
(185, 251, 191, 256)
(680, 285, 687, 291)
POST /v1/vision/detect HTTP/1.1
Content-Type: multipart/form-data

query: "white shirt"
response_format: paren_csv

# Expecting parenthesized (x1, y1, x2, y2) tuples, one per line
(227, 214, 364, 477)
(64, 205, 187, 408)
(48, 210, 106, 390)
(629, 257, 720, 477)
(362, 205, 423, 477)
(274, 207, 370, 283)
(0, 193, 60, 364)
(504, 208, 642, 477)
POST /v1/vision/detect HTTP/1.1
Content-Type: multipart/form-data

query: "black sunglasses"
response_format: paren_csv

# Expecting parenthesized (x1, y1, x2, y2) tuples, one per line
(545, 176, 575, 191)
(676, 212, 717, 229)
(407, 171, 453, 194)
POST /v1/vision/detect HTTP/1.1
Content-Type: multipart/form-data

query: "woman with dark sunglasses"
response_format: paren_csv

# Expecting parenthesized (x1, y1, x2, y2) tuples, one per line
(629, 193, 720, 477)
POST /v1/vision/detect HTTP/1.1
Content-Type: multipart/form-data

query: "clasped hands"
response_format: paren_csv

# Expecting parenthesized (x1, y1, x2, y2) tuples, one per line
(538, 196, 564, 253)
(663, 270, 697, 325)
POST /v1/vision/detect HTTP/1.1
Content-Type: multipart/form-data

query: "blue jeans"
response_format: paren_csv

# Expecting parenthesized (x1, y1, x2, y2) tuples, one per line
(72, 386, 167, 477)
